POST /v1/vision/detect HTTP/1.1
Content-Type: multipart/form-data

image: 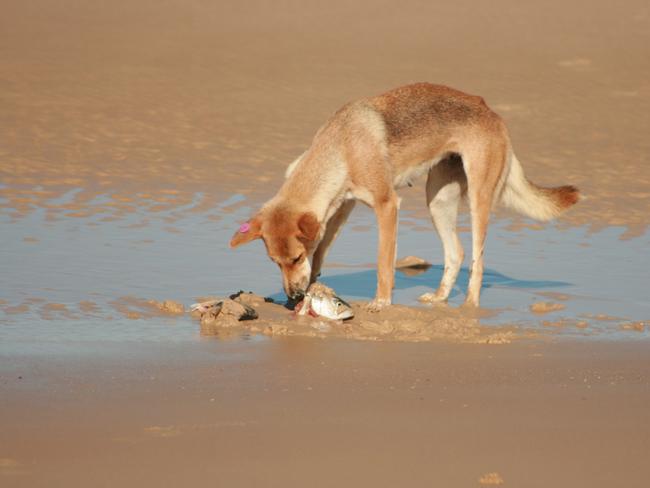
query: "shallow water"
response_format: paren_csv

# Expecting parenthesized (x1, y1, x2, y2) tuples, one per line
(1, 192, 648, 353)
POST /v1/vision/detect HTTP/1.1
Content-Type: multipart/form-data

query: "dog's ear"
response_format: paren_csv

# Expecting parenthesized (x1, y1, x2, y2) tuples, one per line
(230, 216, 262, 248)
(297, 212, 320, 242)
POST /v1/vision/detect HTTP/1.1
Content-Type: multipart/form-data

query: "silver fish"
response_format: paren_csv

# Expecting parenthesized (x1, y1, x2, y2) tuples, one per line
(296, 284, 354, 320)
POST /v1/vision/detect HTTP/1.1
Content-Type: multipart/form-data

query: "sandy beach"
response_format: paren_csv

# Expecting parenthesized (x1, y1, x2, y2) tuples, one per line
(3, 339, 650, 487)
(1, 0, 649, 486)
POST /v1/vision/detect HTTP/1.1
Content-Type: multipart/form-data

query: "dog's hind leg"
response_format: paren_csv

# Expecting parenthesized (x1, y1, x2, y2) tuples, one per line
(462, 139, 507, 307)
(310, 199, 356, 283)
(420, 158, 466, 303)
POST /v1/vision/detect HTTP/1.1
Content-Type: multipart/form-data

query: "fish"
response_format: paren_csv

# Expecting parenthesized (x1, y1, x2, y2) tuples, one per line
(295, 283, 354, 320)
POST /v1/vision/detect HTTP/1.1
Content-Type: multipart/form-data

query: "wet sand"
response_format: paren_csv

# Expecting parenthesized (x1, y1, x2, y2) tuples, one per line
(2, 0, 650, 235)
(2, 0, 650, 486)
(2, 339, 650, 487)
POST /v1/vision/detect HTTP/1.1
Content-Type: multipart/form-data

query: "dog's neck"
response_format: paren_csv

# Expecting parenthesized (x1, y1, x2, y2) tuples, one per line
(273, 156, 348, 225)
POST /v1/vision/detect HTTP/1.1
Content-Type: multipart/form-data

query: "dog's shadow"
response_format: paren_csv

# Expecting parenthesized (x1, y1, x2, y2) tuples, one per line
(267, 264, 571, 302)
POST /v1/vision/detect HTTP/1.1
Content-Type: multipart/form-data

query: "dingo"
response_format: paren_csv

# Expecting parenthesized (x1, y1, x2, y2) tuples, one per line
(230, 83, 580, 309)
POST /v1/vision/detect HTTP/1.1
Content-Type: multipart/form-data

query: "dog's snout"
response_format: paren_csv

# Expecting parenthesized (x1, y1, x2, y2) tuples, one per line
(284, 275, 309, 302)
(288, 289, 305, 301)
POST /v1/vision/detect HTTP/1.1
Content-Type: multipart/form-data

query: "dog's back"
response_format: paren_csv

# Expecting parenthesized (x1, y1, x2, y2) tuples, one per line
(369, 82, 494, 142)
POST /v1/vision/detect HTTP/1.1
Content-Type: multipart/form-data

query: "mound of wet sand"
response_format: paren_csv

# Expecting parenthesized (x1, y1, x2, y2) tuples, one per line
(530, 301, 566, 314)
(191, 292, 516, 344)
(395, 255, 433, 277)
(109, 297, 185, 319)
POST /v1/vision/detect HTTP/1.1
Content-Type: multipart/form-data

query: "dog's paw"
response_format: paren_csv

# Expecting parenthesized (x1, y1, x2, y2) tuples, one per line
(365, 298, 391, 312)
(462, 297, 480, 308)
(418, 292, 448, 304)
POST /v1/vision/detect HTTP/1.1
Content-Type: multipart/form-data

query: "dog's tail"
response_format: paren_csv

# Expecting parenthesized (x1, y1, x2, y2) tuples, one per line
(500, 152, 581, 221)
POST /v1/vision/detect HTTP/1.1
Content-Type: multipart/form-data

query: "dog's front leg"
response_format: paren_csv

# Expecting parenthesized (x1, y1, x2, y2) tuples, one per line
(367, 194, 399, 312)
(310, 200, 356, 284)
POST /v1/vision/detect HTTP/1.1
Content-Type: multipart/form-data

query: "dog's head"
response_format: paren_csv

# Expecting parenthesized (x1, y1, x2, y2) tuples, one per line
(230, 207, 321, 300)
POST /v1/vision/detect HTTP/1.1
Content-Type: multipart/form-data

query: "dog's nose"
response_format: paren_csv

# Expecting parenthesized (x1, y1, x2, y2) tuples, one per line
(288, 290, 305, 301)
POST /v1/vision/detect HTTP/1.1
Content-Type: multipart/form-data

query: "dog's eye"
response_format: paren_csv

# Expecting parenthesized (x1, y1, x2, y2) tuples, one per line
(292, 254, 303, 265)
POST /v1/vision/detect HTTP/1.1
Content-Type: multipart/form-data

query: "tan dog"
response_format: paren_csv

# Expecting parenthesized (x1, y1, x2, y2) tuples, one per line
(230, 83, 580, 309)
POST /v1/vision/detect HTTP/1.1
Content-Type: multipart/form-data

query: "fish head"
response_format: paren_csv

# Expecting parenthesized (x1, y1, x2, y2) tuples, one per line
(309, 294, 354, 320)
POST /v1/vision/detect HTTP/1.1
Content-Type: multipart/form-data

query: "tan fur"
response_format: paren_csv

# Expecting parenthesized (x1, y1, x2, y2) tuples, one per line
(230, 83, 580, 307)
